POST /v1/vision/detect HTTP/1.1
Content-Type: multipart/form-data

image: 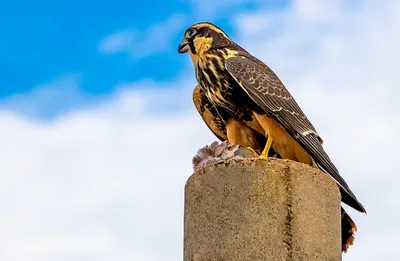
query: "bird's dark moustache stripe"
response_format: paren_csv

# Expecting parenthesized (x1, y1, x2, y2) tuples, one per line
(189, 43, 196, 54)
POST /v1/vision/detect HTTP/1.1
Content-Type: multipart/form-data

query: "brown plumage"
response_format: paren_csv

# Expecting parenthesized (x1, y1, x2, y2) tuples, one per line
(179, 22, 365, 252)
(193, 84, 272, 155)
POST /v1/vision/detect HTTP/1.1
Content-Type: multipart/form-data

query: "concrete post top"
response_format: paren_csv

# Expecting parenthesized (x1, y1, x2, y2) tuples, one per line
(184, 157, 342, 261)
(189, 157, 339, 195)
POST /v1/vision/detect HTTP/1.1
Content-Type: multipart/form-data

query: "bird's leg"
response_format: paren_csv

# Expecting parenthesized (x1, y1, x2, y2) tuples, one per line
(246, 146, 260, 158)
(259, 135, 273, 158)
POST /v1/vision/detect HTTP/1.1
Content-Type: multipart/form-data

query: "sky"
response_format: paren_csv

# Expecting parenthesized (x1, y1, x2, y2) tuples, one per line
(0, 0, 399, 260)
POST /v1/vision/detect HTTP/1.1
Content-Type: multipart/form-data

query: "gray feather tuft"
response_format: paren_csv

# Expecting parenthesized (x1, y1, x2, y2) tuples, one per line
(192, 141, 255, 171)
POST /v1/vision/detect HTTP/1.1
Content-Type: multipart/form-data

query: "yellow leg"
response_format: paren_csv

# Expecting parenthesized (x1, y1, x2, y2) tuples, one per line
(260, 135, 273, 158)
(246, 146, 259, 157)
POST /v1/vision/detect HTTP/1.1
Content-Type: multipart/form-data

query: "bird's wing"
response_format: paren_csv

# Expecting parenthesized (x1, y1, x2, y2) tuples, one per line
(193, 85, 227, 142)
(225, 56, 365, 213)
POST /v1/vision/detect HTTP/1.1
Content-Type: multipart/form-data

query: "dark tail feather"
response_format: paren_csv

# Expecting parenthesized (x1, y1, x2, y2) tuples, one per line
(341, 207, 357, 253)
(340, 187, 366, 213)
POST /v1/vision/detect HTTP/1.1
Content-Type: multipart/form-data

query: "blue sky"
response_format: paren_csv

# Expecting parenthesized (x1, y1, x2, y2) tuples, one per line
(0, 1, 398, 261)
(0, 0, 287, 102)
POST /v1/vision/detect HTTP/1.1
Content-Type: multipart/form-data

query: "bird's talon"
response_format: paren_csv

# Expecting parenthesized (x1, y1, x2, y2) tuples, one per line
(246, 147, 259, 158)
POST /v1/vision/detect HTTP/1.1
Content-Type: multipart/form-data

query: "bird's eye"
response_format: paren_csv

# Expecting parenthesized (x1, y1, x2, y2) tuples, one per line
(186, 28, 197, 38)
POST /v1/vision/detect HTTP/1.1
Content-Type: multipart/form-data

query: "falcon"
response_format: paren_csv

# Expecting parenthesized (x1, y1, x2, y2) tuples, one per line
(179, 22, 365, 252)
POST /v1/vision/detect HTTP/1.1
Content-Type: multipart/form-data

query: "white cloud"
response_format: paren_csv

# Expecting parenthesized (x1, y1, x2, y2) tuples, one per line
(98, 30, 136, 54)
(98, 14, 186, 58)
(0, 75, 214, 261)
(1, 1, 400, 260)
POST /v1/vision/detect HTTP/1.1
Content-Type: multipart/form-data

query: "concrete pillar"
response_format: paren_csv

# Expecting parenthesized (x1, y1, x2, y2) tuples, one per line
(184, 158, 341, 261)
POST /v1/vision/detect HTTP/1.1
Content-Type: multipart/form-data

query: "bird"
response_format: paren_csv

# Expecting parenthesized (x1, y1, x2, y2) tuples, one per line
(178, 22, 365, 252)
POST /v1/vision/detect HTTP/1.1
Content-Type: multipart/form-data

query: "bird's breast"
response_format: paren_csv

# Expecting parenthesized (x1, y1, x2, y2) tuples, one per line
(194, 53, 257, 123)
(195, 61, 231, 106)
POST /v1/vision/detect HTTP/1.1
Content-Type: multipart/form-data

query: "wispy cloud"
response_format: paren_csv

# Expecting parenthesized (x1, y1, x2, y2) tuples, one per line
(98, 14, 186, 58)
(0, 74, 102, 119)
(97, 30, 136, 54)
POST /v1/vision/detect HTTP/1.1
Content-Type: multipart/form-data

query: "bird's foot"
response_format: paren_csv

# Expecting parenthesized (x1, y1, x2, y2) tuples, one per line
(246, 147, 260, 158)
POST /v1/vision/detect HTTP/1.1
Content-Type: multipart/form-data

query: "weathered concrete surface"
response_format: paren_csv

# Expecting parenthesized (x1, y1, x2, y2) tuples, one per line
(184, 158, 341, 261)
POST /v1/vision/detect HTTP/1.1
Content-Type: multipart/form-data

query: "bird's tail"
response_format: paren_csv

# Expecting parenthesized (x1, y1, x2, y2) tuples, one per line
(341, 207, 357, 253)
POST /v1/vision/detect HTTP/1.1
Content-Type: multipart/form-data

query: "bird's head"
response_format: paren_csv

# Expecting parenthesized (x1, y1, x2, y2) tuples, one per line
(177, 22, 233, 56)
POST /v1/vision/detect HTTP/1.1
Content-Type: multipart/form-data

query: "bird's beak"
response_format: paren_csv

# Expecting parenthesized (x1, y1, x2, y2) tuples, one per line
(178, 39, 189, 53)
